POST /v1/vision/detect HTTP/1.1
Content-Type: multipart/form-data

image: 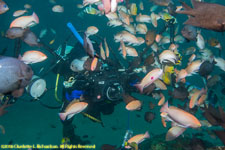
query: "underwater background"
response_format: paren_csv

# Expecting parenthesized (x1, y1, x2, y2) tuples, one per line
(0, 0, 225, 149)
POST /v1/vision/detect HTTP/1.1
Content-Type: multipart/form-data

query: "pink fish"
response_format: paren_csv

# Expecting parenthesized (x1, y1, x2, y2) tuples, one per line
(134, 68, 163, 93)
(10, 12, 39, 29)
(102, 0, 111, 14)
(59, 101, 88, 121)
(160, 101, 201, 129)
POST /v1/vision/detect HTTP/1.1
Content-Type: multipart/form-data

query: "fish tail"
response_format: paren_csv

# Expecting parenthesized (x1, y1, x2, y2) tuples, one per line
(134, 83, 143, 93)
(144, 131, 150, 139)
(32, 12, 39, 24)
(160, 101, 169, 113)
(59, 113, 67, 121)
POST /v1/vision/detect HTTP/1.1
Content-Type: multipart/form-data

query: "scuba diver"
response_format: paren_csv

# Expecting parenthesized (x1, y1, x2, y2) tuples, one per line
(54, 23, 140, 146)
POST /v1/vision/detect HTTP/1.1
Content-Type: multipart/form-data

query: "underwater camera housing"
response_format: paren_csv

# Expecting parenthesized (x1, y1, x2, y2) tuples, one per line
(88, 71, 124, 102)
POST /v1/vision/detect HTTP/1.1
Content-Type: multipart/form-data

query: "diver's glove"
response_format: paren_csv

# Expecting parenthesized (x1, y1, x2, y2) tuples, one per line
(65, 90, 84, 101)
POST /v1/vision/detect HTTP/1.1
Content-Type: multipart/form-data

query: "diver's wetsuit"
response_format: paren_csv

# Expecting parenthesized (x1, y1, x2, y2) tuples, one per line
(60, 66, 139, 145)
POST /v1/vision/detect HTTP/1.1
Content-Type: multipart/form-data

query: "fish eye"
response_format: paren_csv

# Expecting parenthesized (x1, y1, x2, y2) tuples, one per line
(3, 4, 7, 8)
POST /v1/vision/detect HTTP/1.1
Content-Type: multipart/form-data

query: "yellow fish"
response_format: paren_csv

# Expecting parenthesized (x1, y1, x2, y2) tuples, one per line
(49, 39, 55, 45)
(130, 3, 137, 16)
(84, 5, 99, 15)
(161, 13, 177, 23)
(162, 65, 174, 85)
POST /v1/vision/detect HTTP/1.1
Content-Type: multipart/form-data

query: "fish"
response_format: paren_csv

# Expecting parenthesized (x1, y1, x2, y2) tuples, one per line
(5, 27, 26, 39)
(120, 40, 127, 59)
(150, 12, 158, 27)
(91, 57, 98, 71)
(183, 47, 196, 55)
(186, 60, 202, 75)
(136, 13, 151, 23)
(70, 58, 86, 72)
(214, 57, 225, 71)
(22, 30, 40, 47)
(161, 101, 201, 128)
(144, 112, 155, 123)
(59, 100, 88, 121)
(102, 0, 111, 14)
(136, 24, 147, 34)
(169, 83, 189, 101)
(107, 19, 123, 27)
(100, 43, 106, 60)
(125, 100, 142, 111)
(83, 33, 95, 58)
(139, 1, 144, 11)
(176, 0, 225, 32)
(10, 12, 39, 29)
(196, 31, 205, 49)
(126, 131, 150, 149)
(21, 50, 47, 64)
(158, 93, 165, 106)
(104, 38, 109, 58)
(130, 3, 137, 16)
(175, 69, 188, 83)
(160, 101, 201, 141)
(159, 50, 178, 65)
(181, 25, 197, 41)
(24, 4, 31, 9)
(39, 29, 47, 38)
(154, 80, 167, 90)
(151, 0, 171, 6)
(52, 5, 64, 13)
(49, 39, 55, 45)
(118, 9, 130, 25)
(0, 0, 9, 15)
(111, 0, 118, 13)
(145, 30, 156, 46)
(123, 24, 136, 34)
(134, 68, 163, 93)
(85, 26, 99, 37)
(0, 56, 33, 97)
(84, 5, 101, 15)
(13, 10, 27, 17)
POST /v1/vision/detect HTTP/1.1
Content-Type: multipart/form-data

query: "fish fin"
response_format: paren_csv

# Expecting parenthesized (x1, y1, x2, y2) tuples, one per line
(59, 113, 67, 121)
(179, 0, 193, 10)
(134, 84, 143, 93)
(32, 12, 39, 24)
(176, 10, 195, 17)
(184, 17, 200, 27)
(67, 114, 75, 120)
(160, 101, 169, 113)
(144, 131, 150, 139)
(166, 126, 186, 141)
(191, 0, 202, 9)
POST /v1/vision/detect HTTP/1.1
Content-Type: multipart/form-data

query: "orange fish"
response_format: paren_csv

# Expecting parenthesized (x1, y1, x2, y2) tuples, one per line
(10, 12, 39, 29)
(125, 100, 142, 111)
(91, 57, 98, 71)
(160, 101, 201, 128)
(158, 93, 165, 106)
(126, 131, 150, 148)
(21, 50, 47, 64)
(59, 100, 88, 121)
(104, 38, 109, 58)
(120, 40, 126, 59)
(100, 43, 106, 60)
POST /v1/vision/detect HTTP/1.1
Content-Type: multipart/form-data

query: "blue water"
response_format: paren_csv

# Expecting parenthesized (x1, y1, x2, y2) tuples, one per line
(0, 0, 225, 149)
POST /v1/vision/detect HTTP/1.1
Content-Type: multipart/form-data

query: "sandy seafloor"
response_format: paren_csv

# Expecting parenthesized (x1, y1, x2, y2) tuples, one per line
(0, 0, 225, 149)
